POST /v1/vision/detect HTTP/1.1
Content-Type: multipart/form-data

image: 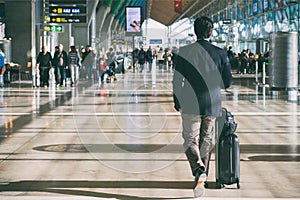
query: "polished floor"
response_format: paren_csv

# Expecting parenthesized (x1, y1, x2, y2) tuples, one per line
(0, 64, 299, 200)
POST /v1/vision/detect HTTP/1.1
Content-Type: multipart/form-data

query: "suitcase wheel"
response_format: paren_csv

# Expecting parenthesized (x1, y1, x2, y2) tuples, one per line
(237, 178, 240, 189)
(216, 179, 224, 189)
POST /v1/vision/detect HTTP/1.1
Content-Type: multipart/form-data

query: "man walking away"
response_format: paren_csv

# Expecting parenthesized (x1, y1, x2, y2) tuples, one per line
(68, 46, 80, 87)
(81, 45, 94, 80)
(138, 47, 146, 72)
(173, 16, 232, 198)
(146, 46, 153, 72)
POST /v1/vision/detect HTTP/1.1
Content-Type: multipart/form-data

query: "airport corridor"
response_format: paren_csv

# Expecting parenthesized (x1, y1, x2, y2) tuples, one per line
(0, 64, 299, 200)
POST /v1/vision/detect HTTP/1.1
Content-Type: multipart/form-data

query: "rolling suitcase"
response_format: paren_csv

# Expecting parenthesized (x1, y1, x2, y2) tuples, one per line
(215, 108, 240, 189)
(4, 69, 11, 86)
(79, 66, 87, 80)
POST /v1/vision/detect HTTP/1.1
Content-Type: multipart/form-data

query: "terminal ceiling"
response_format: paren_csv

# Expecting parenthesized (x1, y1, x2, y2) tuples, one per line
(95, 0, 218, 28)
(149, 0, 214, 26)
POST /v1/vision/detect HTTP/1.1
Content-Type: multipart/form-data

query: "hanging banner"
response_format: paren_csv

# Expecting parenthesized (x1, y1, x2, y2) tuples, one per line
(253, 0, 258, 15)
(174, 0, 182, 14)
(263, 0, 269, 11)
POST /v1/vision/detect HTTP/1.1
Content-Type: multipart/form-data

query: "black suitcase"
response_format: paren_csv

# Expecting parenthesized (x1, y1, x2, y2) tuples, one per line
(215, 108, 240, 189)
(79, 66, 87, 80)
(4, 69, 11, 86)
(65, 68, 71, 78)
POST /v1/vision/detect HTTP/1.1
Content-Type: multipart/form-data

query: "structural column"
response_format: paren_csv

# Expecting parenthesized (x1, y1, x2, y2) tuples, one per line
(5, 0, 38, 70)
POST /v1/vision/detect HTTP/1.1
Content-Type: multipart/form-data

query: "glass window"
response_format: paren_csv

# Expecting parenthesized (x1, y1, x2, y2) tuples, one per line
(252, 16, 262, 38)
(231, 4, 237, 20)
(257, 0, 263, 13)
(288, 3, 299, 20)
(238, 20, 248, 40)
(287, 4, 299, 31)
(213, 14, 218, 23)
(269, 0, 277, 9)
(219, 10, 225, 20)
(237, 2, 246, 20)
(226, 7, 233, 20)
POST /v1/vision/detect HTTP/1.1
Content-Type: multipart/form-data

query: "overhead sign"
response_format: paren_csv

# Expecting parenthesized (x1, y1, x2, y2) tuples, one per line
(48, 0, 86, 24)
(44, 25, 63, 32)
(50, 16, 86, 23)
(49, 6, 86, 15)
(149, 39, 162, 45)
(263, 0, 269, 11)
(49, 0, 86, 5)
(222, 19, 232, 24)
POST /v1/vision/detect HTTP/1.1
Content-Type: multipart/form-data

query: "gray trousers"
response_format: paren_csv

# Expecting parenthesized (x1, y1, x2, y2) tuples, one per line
(70, 64, 79, 84)
(181, 114, 216, 176)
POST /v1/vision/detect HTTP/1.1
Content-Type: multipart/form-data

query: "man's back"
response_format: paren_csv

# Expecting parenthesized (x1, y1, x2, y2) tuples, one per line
(69, 50, 79, 65)
(173, 40, 232, 116)
(172, 16, 233, 198)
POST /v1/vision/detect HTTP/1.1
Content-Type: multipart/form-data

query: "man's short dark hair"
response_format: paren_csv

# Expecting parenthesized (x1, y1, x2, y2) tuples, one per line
(194, 16, 213, 40)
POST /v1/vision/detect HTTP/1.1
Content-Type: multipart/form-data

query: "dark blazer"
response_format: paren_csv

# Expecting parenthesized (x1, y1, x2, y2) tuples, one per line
(37, 52, 52, 67)
(173, 40, 232, 117)
(53, 50, 68, 68)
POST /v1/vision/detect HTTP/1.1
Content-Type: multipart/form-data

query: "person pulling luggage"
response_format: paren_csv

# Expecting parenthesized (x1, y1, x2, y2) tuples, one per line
(173, 16, 232, 198)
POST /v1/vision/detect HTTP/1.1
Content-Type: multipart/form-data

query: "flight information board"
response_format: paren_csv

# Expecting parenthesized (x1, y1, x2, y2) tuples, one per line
(49, 0, 86, 5)
(48, 0, 87, 24)
(50, 16, 86, 23)
(49, 6, 86, 15)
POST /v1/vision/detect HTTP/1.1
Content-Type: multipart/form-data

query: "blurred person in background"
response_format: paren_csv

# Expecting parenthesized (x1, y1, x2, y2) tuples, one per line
(37, 46, 52, 87)
(81, 45, 94, 80)
(0, 48, 6, 87)
(68, 46, 80, 87)
(138, 47, 146, 72)
(53, 44, 68, 87)
(146, 46, 153, 72)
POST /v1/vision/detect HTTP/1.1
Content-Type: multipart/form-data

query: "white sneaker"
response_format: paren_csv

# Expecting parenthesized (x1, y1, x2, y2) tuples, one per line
(193, 173, 207, 198)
